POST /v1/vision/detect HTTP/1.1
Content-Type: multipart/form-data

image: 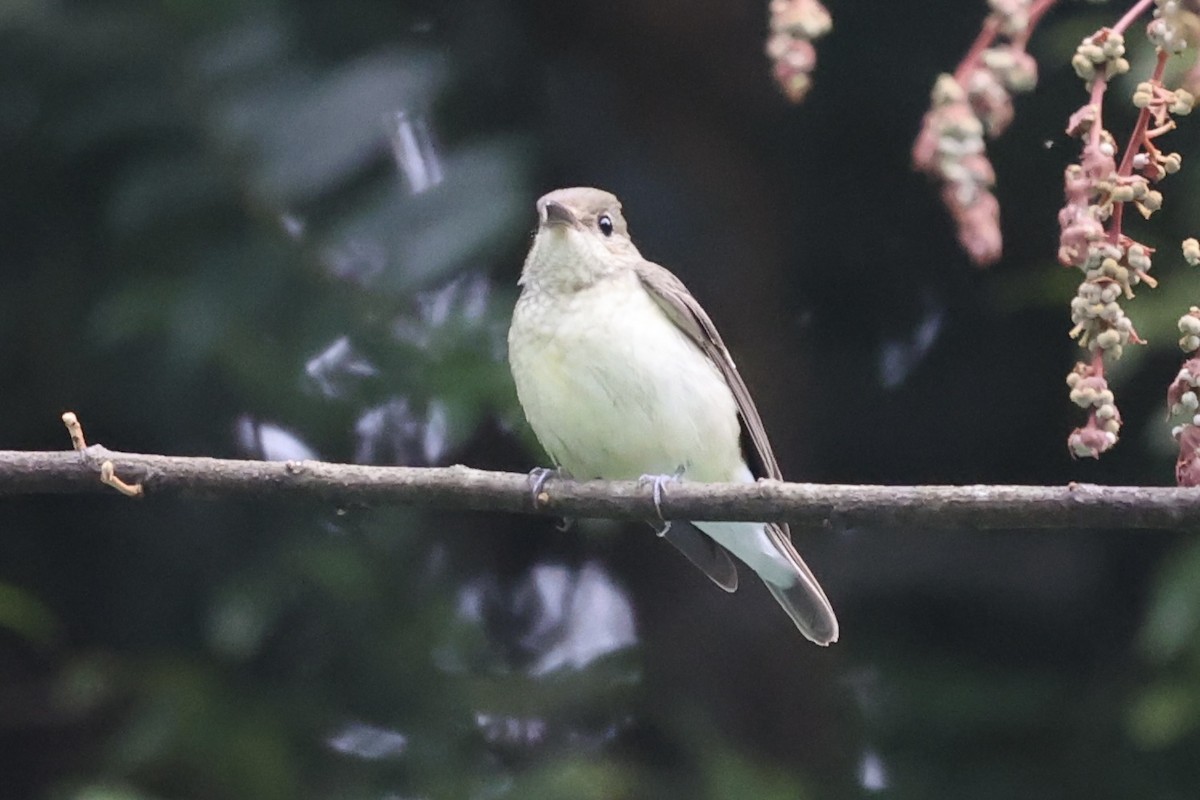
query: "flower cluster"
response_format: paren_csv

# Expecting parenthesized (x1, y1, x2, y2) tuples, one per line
(1170, 239, 1200, 484)
(1148, 0, 1197, 54)
(912, 0, 1045, 266)
(1185, 236, 1200, 265)
(766, 0, 831, 103)
(1067, 362, 1123, 457)
(1169, 307, 1200, 484)
(1070, 28, 1130, 84)
(1059, 7, 1195, 461)
(912, 76, 1001, 265)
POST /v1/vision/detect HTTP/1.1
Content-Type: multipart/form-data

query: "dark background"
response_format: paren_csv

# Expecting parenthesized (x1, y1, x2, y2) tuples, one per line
(2, 1, 1200, 798)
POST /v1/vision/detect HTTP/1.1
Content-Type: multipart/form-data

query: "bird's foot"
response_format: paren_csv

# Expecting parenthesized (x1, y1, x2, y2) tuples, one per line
(527, 466, 565, 505)
(638, 466, 685, 533)
(528, 466, 574, 530)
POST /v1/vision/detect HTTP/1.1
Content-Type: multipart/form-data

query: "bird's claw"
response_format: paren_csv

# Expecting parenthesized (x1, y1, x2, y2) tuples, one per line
(638, 467, 685, 524)
(527, 466, 560, 507)
(529, 467, 575, 530)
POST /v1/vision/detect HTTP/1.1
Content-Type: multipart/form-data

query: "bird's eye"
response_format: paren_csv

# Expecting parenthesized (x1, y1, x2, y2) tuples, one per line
(597, 214, 614, 237)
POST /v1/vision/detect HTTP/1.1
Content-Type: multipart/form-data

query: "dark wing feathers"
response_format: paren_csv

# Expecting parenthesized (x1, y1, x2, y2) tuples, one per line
(636, 261, 838, 645)
(634, 263, 782, 481)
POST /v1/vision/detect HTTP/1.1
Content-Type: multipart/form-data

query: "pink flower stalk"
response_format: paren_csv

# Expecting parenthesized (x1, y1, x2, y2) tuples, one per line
(766, 0, 831, 103)
(1059, 0, 1196, 462)
(913, 0, 1056, 266)
(1169, 307, 1200, 485)
(1169, 294, 1200, 486)
(1067, 361, 1123, 458)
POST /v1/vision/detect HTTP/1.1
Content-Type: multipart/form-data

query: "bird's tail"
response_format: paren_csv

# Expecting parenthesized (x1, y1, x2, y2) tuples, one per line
(764, 576, 839, 646)
(695, 520, 839, 646)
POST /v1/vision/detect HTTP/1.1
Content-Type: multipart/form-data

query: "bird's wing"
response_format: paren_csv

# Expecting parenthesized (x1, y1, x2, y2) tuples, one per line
(636, 260, 838, 644)
(633, 260, 780, 481)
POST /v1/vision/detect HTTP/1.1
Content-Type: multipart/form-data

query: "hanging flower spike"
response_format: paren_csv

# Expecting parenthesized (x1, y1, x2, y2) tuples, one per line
(766, 0, 832, 103)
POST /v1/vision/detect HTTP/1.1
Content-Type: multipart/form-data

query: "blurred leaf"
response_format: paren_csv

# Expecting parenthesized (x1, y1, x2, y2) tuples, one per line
(211, 50, 447, 207)
(318, 136, 531, 294)
(0, 581, 60, 646)
(1128, 680, 1200, 749)
(111, 660, 299, 800)
(503, 758, 633, 800)
(68, 784, 161, 800)
(206, 576, 286, 662)
(706, 746, 813, 800)
(107, 155, 229, 235)
(53, 653, 121, 717)
(1139, 541, 1200, 663)
(286, 538, 378, 604)
(1128, 541, 1200, 751)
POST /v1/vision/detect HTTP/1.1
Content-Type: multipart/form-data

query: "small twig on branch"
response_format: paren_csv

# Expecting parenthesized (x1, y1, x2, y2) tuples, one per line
(2, 448, 1200, 531)
(61, 412, 87, 452)
(60, 412, 143, 497)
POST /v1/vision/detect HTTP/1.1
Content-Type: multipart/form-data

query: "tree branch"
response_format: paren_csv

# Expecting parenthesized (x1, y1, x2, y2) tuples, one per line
(2, 448, 1199, 531)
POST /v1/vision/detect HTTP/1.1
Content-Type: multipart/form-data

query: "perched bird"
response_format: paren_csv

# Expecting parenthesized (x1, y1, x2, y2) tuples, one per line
(507, 187, 838, 645)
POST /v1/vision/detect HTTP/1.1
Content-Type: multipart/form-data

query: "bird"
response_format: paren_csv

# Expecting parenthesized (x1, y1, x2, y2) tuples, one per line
(506, 187, 838, 645)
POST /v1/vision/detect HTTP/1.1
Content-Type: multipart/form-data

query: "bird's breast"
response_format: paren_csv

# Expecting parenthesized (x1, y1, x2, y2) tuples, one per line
(508, 272, 743, 481)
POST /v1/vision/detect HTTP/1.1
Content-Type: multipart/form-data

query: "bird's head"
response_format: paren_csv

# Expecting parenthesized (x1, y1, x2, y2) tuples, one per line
(520, 187, 643, 292)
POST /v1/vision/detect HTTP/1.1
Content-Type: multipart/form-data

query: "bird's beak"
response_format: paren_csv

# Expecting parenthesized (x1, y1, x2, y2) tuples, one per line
(539, 199, 577, 228)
